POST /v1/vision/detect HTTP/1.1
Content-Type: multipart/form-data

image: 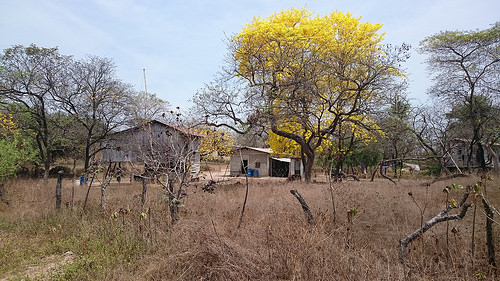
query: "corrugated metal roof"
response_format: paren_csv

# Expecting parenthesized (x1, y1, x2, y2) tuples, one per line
(107, 119, 203, 138)
(233, 146, 273, 154)
(271, 157, 291, 163)
(233, 146, 300, 159)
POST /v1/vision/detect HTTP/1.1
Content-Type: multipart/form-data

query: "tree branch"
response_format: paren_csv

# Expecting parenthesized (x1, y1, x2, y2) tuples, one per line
(399, 191, 471, 261)
(290, 189, 314, 225)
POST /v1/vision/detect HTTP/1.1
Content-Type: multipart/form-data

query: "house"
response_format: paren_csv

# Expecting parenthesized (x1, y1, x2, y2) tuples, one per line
(229, 147, 303, 178)
(445, 139, 499, 170)
(101, 120, 202, 177)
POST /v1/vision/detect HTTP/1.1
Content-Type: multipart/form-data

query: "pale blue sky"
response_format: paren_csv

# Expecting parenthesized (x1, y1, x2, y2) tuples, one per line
(1, 0, 499, 109)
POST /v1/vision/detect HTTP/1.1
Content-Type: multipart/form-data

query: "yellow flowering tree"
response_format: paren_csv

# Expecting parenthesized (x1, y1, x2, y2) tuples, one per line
(195, 127, 235, 161)
(0, 112, 36, 203)
(194, 8, 408, 181)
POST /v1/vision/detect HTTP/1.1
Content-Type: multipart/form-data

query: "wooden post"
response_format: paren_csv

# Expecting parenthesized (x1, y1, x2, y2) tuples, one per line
(141, 176, 147, 209)
(0, 183, 10, 205)
(55, 170, 63, 210)
(168, 179, 179, 224)
(482, 198, 497, 269)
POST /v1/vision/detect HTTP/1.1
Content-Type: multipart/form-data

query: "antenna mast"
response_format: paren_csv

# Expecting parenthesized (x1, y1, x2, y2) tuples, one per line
(143, 68, 148, 94)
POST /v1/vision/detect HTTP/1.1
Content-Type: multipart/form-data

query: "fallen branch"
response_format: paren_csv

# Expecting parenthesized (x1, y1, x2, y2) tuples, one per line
(371, 164, 397, 185)
(423, 173, 469, 186)
(399, 191, 471, 261)
(380, 172, 397, 186)
(290, 189, 314, 225)
(345, 174, 360, 182)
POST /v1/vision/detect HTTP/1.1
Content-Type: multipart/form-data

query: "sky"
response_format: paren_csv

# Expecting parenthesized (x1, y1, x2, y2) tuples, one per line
(1, 0, 499, 109)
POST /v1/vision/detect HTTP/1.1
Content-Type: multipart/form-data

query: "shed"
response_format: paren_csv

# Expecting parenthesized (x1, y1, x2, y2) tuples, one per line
(229, 147, 303, 178)
(101, 120, 202, 177)
(445, 138, 498, 170)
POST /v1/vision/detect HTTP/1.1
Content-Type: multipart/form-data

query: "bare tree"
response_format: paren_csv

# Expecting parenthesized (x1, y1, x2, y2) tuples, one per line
(420, 23, 500, 172)
(409, 106, 455, 175)
(55, 55, 135, 171)
(142, 120, 201, 223)
(128, 91, 171, 125)
(376, 90, 419, 177)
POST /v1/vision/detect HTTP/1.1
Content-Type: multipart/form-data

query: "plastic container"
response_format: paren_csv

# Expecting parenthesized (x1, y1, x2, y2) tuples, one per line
(253, 169, 259, 177)
(247, 169, 253, 177)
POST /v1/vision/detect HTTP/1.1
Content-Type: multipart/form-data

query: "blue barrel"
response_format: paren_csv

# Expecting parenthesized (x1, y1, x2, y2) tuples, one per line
(253, 169, 259, 177)
(247, 169, 253, 177)
(80, 176, 85, 185)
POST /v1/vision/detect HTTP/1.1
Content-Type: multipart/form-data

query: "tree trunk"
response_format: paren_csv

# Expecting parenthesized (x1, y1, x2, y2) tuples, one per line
(84, 141, 91, 171)
(485, 144, 500, 176)
(55, 170, 63, 210)
(370, 164, 379, 182)
(303, 157, 314, 183)
(83, 174, 94, 210)
(482, 198, 497, 269)
(83, 124, 96, 171)
(237, 165, 250, 229)
(100, 177, 113, 210)
(476, 142, 486, 172)
(71, 159, 76, 207)
(440, 157, 452, 176)
(301, 146, 315, 183)
(43, 159, 50, 182)
(168, 179, 179, 224)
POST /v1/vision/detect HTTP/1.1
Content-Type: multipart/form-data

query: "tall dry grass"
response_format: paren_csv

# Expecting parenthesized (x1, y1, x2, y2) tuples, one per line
(0, 174, 498, 280)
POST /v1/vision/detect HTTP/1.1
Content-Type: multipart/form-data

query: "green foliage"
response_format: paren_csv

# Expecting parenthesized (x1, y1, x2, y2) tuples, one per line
(421, 22, 500, 50)
(474, 270, 486, 280)
(348, 208, 358, 217)
(316, 141, 382, 172)
(48, 166, 72, 178)
(349, 144, 382, 168)
(0, 130, 37, 183)
(451, 183, 463, 190)
(423, 162, 441, 176)
(1, 45, 135, 174)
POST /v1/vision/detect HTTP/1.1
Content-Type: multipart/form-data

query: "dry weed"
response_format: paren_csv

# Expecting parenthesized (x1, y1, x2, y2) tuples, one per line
(0, 174, 498, 280)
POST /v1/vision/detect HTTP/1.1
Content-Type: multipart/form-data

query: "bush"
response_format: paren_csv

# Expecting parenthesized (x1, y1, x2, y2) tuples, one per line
(423, 163, 441, 176)
(49, 166, 72, 178)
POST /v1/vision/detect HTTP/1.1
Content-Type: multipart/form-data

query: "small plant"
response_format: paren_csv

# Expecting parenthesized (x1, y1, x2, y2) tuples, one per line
(347, 208, 358, 224)
(474, 270, 486, 280)
(443, 183, 463, 260)
(408, 184, 429, 255)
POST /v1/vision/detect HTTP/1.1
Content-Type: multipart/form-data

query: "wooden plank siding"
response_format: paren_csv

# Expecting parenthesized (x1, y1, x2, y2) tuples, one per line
(101, 120, 202, 177)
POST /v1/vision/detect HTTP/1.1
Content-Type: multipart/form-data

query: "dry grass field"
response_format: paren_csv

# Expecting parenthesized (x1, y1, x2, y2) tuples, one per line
(0, 170, 499, 280)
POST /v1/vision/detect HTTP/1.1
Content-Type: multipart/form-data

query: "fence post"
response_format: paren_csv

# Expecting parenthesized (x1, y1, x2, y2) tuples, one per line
(56, 170, 63, 210)
(141, 176, 147, 209)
